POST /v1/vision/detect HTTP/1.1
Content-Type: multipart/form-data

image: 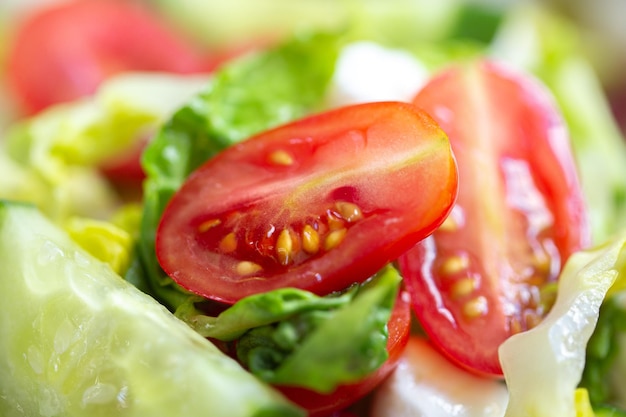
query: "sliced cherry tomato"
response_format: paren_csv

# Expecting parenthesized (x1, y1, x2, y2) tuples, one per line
(6, 0, 214, 114)
(277, 291, 412, 417)
(156, 101, 458, 304)
(399, 60, 590, 376)
(99, 135, 149, 191)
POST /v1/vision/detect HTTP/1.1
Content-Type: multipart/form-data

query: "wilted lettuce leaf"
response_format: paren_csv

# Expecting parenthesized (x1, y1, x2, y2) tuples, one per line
(135, 32, 340, 310)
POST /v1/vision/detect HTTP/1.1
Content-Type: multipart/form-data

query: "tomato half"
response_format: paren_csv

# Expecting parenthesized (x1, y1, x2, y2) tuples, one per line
(399, 60, 590, 376)
(277, 290, 411, 417)
(156, 101, 458, 304)
(6, 0, 214, 114)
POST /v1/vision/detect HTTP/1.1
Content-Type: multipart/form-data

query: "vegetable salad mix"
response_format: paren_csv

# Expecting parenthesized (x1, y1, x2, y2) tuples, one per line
(2, 1, 626, 416)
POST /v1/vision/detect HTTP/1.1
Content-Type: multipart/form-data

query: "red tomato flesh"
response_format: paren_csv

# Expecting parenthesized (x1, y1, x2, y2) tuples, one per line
(277, 291, 412, 417)
(156, 101, 458, 304)
(6, 0, 214, 114)
(399, 60, 590, 376)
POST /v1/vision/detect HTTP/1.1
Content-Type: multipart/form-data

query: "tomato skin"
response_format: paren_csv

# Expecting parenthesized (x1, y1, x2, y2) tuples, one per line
(156, 101, 458, 304)
(6, 0, 214, 114)
(99, 135, 149, 188)
(399, 60, 590, 376)
(276, 291, 412, 417)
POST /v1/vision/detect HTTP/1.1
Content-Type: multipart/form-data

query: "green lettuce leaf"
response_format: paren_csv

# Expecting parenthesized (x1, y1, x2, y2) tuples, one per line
(175, 285, 357, 342)
(0, 72, 208, 223)
(236, 265, 401, 393)
(594, 405, 626, 417)
(581, 265, 626, 411)
(581, 295, 626, 410)
(1, 129, 120, 222)
(135, 32, 340, 310)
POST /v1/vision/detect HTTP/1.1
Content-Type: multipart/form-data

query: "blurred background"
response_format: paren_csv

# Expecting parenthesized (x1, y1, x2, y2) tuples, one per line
(1, 0, 625, 132)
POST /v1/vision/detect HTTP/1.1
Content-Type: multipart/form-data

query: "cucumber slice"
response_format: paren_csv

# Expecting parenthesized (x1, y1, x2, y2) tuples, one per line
(0, 201, 304, 417)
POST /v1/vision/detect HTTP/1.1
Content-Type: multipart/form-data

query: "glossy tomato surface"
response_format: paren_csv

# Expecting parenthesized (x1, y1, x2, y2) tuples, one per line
(399, 60, 590, 376)
(6, 0, 213, 114)
(277, 291, 412, 417)
(156, 101, 458, 304)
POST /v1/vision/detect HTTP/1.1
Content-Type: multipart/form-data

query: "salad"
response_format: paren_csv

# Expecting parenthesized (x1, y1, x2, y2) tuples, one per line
(2, 0, 626, 416)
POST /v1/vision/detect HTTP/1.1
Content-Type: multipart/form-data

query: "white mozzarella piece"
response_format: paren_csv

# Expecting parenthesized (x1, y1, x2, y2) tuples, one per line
(370, 337, 508, 417)
(328, 41, 429, 107)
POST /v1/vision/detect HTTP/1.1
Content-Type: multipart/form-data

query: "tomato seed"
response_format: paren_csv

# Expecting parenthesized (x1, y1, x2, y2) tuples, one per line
(524, 274, 548, 287)
(219, 232, 237, 253)
(523, 309, 542, 329)
(439, 254, 469, 276)
(508, 308, 543, 335)
(335, 202, 363, 223)
(197, 218, 221, 233)
(325, 228, 347, 251)
(462, 296, 488, 319)
(267, 150, 294, 166)
(276, 229, 295, 265)
(531, 253, 551, 274)
(301, 225, 320, 254)
(509, 316, 523, 334)
(451, 278, 476, 299)
(236, 261, 263, 275)
(326, 210, 346, 231)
